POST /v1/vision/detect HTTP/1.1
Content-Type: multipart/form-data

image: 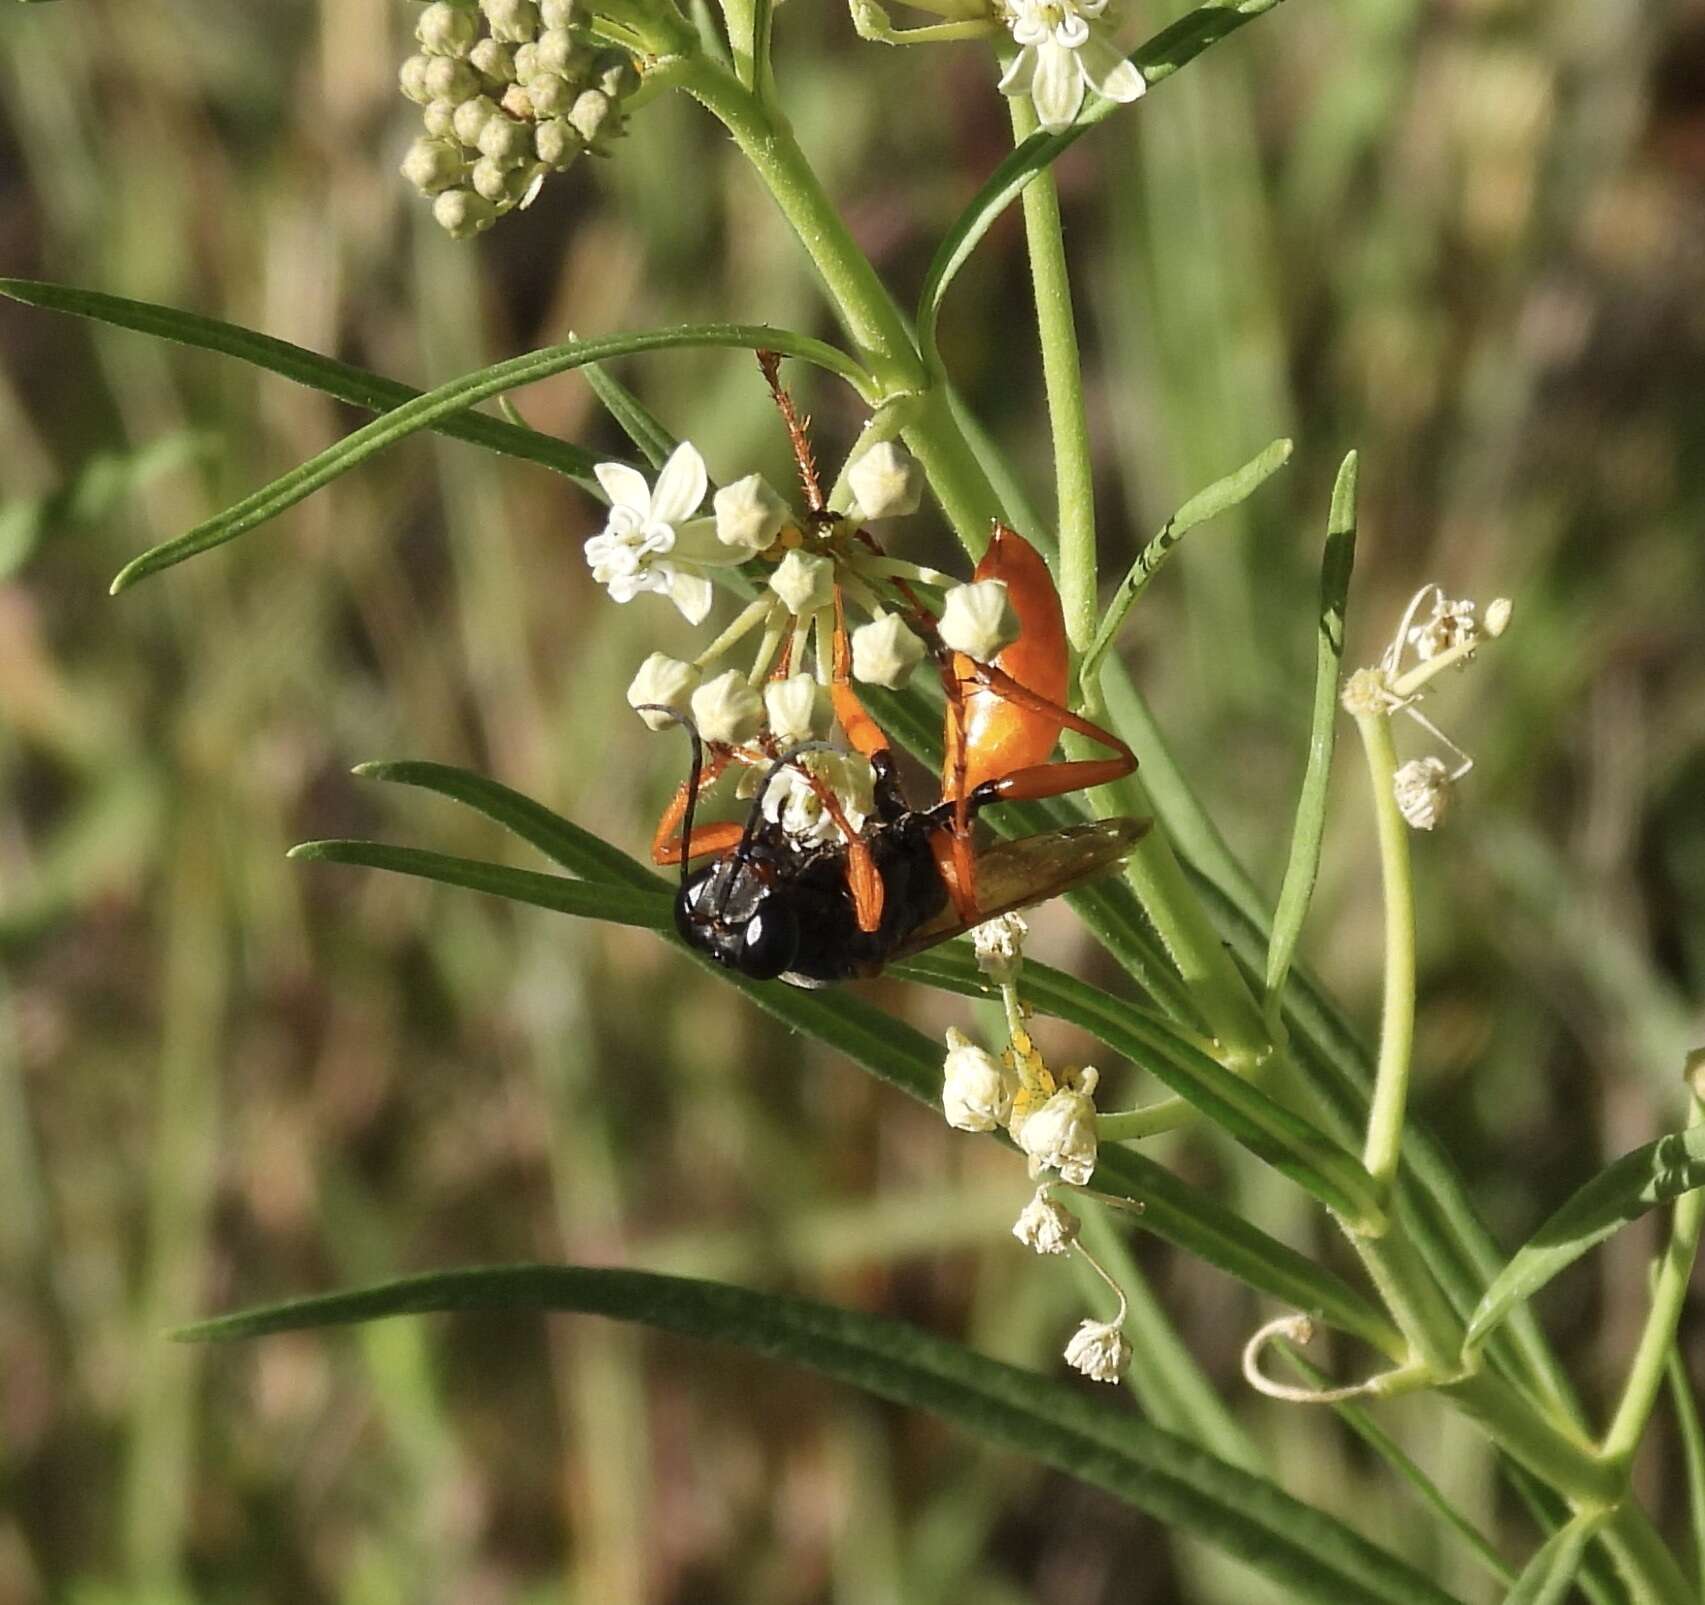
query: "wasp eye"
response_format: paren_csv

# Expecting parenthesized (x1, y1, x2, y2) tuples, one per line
(738, 904, 798, 981)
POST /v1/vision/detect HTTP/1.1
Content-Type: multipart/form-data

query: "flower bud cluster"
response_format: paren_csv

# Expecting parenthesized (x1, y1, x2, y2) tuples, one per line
(398, 0, 640, 236)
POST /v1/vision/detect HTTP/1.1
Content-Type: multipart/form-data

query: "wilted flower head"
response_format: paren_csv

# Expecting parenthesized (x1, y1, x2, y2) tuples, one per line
(941, 1027, 1015, 1132)
(972, 911, 1028, 984)
(1393, 756, 1454, 831)
(1408, 594, 1480, 663)
(1063, 1317, 1130, 1384)
(1013, 1186, 1080, 1255)
(1014, 1066, 1099, 1184)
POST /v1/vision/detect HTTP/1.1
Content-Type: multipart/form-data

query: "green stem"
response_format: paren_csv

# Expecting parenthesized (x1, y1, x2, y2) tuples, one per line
(1601, 1094, 1705, 1467)
(1006, 85, 1097, 651)
(1352, 704, 1416, 1211)
(1601, 1503, 1700, 1605)
(1097, 1097, 1195, 1142)
(671, 58, 1009, 548)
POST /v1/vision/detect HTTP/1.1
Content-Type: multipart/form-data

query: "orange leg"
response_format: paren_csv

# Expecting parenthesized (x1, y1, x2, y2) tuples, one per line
(954, 659, 1136, 807)
(651, 752, 745, 866)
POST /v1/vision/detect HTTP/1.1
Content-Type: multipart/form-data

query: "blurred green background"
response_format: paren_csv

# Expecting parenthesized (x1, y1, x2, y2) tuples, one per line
(2, 0, 1703, 1600)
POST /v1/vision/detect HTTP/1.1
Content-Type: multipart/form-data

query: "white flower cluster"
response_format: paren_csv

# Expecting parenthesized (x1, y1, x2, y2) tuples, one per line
(399, 0, 639, 236)
(586, 431, 1041, 858)
(940, 1028, 1101, 1185)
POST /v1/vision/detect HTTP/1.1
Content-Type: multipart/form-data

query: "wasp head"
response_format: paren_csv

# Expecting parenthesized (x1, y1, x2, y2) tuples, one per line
(676, 853, 800, 981)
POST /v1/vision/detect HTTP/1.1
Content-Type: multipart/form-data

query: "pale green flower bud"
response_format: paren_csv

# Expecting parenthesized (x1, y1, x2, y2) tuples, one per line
(763, 674, 819, 744)
(417, 1, 479, 56)
(848, 441, 924, 520)
(535, 27, 583, 75)
(627, 653, 701, 731)
(850, 613, 924, 688)
(399, 53, 434, 104)
(423, 55, 480, 103)
(1485, 597, 1513, 637)
(482, 0, 540, 43)
(512, 41, 541, 82)
(526, 73, 573, 118)
(423, 97, 459, 138)
(533, 118, 582, 169)
(432, 187, 498, 238)
(470, 155, 512, 201)
(451, 93, 499, 147)
(500, 83, 537, 120)
(540, 0, 577, 25)
(478, 113, 533, 169)
(691, 670, 764, 746)
(568, 88, 615, 145)
(768, 550, 836, 618)
(938, 579, 1018, 662)
(469, 38, 516, 86)
(713, 473, 787, 555)
(401, 136, 465, 195)
(597, 53, 640, 98)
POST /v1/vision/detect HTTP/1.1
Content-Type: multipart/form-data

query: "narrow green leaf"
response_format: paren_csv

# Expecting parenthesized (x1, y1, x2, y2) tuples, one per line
(581, 361, 681, 469)
(1502, 1512, 1611, 1605)
(917, 0, 1292, 360)
(1281, 1345, 1515, 1586)
(1264, 449, 1357, 1007)
(1079, 439, 1293, 708)
(1465, 1123, 1705, 1354)
(286, 840, 672, 930)
(1503, 1465, 1630, 1605)
(295, 777, 1398, 1355)
(107, 323, 874, 591)
(1666, 1351, 1705, 1598)
(175, 1265, 1459, 1605)
(351, 760, 668, 893)
(0, 278, 610, 493)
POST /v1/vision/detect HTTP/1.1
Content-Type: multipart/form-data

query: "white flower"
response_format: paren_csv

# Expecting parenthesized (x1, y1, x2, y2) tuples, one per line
(584, 443, 744, 625)
(997, 0, 1145, 134)
(848, 442, 924, 521)
(850, 613, 926, 688)
(1063, 1317, 1130, 1384)
(768, 549, 838, 617)
(690, 669, 764, 745)
(939, 579, 1020, 663)
(1013, 1187, 1079, 1255)
(972, 912, 1028, 984)
(1393, 756, 1453, 831)
(763, 674, 820, 744)
(761, 752, 873, 848)
(626, 653, 700, 732)
(941, 1027, 1015, 1132)
(1015, 1066, 1099, 1184)
(714, 474, 790, 555)
(1408, 595, 1479, 662)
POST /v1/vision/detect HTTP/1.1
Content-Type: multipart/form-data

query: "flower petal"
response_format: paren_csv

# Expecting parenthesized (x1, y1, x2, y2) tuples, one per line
(594, 461, 653, 514)
(670, 517, 750, 566)
(1079, 29, 1145, 103)
(649, 441, 709, 527)
(998, 45, 1037, 96)
(668, 567, 715, 625)
(1030, 41, 1084, 131)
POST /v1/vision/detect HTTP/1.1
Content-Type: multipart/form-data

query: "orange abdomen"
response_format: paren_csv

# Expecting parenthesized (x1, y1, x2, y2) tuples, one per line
(942, 526, 1068, 799)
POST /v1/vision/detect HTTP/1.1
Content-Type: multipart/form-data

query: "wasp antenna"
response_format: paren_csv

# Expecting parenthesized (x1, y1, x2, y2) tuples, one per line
(636, 705, 706, 895)
(755, 350, 824, 514)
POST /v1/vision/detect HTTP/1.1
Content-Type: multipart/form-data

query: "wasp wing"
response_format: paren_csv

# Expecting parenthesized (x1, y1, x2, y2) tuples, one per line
(890, 816, 1150, 962)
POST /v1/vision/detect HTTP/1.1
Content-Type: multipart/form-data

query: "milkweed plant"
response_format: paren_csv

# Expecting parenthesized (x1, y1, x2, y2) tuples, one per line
(8, 0, 1704, 1599)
